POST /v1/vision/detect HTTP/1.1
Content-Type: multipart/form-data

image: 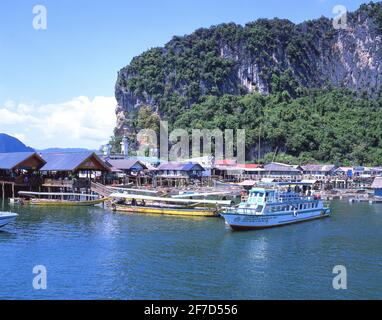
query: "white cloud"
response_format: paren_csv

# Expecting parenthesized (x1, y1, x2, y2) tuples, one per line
(13, 133, 28, 143)
(0, 96, 117, 149)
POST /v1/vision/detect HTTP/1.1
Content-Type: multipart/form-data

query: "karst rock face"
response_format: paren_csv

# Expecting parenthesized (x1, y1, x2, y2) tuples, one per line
(114, 3, 382, 140)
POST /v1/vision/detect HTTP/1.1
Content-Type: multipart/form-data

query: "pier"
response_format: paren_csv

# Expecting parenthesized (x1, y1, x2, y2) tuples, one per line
(91, 181, 114, 197)
(348, 197, 382, 204)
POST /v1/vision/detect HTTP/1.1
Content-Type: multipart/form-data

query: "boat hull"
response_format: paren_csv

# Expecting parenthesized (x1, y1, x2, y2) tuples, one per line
(0, 213, 18, 228)
(113, 205, 218, 217)
(221, 209, 331, 231)
(28, 198, 107, 207)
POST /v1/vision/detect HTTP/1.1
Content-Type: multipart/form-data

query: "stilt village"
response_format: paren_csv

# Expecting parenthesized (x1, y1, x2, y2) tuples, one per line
(1, 135, 382, 204)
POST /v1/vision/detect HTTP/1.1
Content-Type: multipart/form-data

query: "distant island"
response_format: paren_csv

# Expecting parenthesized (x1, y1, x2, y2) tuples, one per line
(36, 148, 95, 153)
(0, 133, 34, 153)
(0, 133, 93, 154)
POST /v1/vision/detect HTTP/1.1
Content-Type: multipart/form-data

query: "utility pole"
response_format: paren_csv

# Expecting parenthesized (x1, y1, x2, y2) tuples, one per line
(258, 125, 261, 163)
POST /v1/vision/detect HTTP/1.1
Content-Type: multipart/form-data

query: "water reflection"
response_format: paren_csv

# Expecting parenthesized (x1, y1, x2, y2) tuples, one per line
(0, 229, 17, 239)
(246, 235, 269, 261)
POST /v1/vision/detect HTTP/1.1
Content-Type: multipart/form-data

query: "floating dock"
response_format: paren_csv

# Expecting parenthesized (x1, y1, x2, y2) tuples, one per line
(349, 197, 382, 204)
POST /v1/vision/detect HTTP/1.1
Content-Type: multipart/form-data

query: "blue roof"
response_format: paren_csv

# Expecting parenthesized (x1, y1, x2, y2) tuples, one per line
(157, 162, 205, 171)
(182, 163, 200, 171)
(0, 152, 44, 170)
(40, 152, 109, 172)
(107, 159, 147, 171)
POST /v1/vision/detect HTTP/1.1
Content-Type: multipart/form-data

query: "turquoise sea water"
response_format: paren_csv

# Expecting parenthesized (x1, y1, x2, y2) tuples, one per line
(0, 200, 381, 300)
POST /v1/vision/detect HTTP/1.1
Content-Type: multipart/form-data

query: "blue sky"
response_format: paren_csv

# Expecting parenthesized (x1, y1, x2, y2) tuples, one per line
(0, 0, 368, 148)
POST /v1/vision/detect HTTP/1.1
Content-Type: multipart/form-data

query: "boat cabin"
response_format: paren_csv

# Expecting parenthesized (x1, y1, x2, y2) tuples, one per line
(247, 188, 278, 204)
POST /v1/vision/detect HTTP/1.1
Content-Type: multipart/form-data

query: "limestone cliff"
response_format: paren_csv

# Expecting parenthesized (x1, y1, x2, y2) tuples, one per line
(114, 2, 382, 145)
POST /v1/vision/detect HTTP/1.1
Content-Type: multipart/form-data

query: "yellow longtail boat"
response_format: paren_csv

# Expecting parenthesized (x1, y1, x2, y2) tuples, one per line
(18, 191, 108, 207)
(109, 192, 232, 217)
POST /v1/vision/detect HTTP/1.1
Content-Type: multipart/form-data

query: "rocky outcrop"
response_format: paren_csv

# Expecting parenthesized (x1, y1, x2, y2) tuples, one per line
(114, 2, 382, 137)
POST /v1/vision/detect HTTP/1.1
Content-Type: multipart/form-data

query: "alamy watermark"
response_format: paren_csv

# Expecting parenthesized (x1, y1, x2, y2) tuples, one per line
(33, 265, 47, 290)
(32, 5, 47, 30)
(332, 265, 347, 290)
(135, 121, 246, 164)
(333, 5, 348, 30)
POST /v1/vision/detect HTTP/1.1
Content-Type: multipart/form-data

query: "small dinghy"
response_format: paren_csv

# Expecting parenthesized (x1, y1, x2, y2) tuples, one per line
(0, 212, 18, 228)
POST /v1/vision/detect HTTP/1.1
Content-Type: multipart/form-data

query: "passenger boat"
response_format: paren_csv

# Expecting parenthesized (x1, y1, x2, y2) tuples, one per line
(18, 191, 107, 207)
(110, 192, 232, 217)
(0, 212, 18, 228)
(220, 187, 331, 231)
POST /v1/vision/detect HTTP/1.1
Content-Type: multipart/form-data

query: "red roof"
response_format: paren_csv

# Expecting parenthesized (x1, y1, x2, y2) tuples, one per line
(215, 159, 237, 166)
(237, 164, 263, 169)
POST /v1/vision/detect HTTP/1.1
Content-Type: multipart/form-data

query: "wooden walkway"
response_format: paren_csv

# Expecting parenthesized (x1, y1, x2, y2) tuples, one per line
(91, 182, 114, 198)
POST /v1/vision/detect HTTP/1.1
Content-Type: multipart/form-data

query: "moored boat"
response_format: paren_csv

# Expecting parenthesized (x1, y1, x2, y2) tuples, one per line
(110, 192, 231, 217)
(113, 204, 218, 217)
(18, 191, 107, 207)
(0, 212, 18, 228)
(221, 187, 331, 231)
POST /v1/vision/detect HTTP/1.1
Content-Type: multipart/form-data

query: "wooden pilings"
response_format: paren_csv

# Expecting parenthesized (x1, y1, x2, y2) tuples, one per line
(0, 181, 16, 199)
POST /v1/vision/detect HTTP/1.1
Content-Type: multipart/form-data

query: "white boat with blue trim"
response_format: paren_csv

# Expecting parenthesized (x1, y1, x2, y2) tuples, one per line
(0, 212, 18, 228)
(221, 187, 331, 231)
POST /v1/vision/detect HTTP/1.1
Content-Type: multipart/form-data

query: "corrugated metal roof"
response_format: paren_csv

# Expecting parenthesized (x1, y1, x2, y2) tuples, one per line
(107, 159, 147, 171)
(0, 152, 42, 170)
(263, 163, 301, 172)
(40, 152, 108, 172)
(182, 163, 199, 171)
(302, 164, 336, 172)
(238, 164, 263, 169)
(157, 162, 205, 171)
(215, 159, 237, 166)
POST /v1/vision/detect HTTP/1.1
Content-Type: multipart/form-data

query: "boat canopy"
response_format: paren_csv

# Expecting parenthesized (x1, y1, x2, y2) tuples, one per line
(171, 191, 233, 199)
(19, 191, 100, 198)
(108, 187, 159, 194)
(109, 193, 232, 206)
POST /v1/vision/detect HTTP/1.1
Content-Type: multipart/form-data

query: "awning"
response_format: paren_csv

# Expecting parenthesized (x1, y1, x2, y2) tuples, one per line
(238, 180, 257, 186)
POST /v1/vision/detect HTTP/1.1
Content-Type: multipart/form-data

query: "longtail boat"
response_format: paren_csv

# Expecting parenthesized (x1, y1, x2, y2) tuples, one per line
(18, 191, 107, 207)
(109, 192, 232, 217)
